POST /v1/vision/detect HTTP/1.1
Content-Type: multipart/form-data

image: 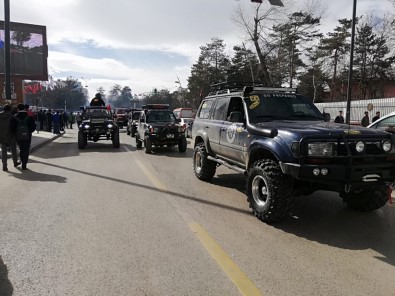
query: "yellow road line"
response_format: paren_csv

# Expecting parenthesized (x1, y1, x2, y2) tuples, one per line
(135, 159, 167, 192)
(135, 158, 262, 295)
(189, 223, 262, 296)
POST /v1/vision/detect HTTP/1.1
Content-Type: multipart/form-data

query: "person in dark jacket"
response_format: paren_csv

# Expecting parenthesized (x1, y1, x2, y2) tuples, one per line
(334, 110, 344, 123)
(0, 104, 20, 171)
(90, 93, 106, 106)
(372, 111, 380, 123)
(9, 103, 36, 170)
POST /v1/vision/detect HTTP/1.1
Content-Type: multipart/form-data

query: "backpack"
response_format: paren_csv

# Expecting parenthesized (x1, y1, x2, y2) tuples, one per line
(15, 116, 30, 141)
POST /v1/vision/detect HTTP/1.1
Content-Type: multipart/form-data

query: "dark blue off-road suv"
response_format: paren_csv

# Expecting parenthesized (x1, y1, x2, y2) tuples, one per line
(192, 83, 395, 223)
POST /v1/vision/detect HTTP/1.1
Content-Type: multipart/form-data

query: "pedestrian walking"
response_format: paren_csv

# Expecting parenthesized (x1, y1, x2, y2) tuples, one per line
(372, 111, 380, 123)
(63, 111, 69, 129)
(0, 104, 20, 171)
(334, 110, 345, 123)
(76, 112, 82, 127)
(52, 111, 61, 134)
(9, 103, 36, 170)
(361, 111, 370, 127)
(68, 112, 76, 129)
(46, 109, 52, 132)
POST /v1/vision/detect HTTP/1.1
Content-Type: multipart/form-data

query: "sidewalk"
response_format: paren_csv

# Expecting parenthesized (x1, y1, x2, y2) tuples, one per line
(30, 130, 63, 152)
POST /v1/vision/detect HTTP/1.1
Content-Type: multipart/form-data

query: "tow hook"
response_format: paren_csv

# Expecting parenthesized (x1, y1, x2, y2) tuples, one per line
(345, 184, 351, 193)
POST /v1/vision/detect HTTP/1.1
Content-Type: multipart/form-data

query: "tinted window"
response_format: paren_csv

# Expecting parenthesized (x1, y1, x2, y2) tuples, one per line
(213, 97, 228, 120)
(377, 115, 395, 127)
(198, 99, 214, 119)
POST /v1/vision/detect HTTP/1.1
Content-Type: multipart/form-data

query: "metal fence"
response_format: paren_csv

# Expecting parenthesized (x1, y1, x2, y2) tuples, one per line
(315, 98, 395, 124)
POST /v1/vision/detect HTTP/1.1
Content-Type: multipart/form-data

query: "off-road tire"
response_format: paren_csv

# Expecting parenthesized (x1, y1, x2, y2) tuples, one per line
(193, 143, 216, 181)
(126, 127, 130, 135)
(136, 134, 142, 149)
(112, 130, 120, 148)
(247, 159, 293, 223)
(131, 129, 136, 137)
(178, 136, 187, 152)
(78, 131, 86, 149)
(145, 136, 152, 154)
(340, 183, 389, 211)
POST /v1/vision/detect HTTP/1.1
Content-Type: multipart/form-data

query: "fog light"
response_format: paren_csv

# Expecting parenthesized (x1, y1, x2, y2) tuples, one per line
(313, 168, 320, 176)
(321, 168, 329, 176)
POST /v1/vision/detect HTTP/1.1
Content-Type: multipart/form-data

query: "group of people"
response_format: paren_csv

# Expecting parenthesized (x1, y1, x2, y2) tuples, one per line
(0, 103, 36, 171)
(35, 109, 76, 134)
(334, 110, 381, 127)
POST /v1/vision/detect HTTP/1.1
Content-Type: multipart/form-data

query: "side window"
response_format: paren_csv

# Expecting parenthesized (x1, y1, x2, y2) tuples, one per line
(377, 116, 395, 127)
(227, 97, 244, 120)
(213, 98, 229, 120)
(198, 99, 214, 119)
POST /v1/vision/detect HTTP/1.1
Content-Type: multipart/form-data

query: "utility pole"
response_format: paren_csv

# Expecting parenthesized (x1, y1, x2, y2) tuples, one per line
(4, 0, 11, 101)
(346, 0, 357, 124)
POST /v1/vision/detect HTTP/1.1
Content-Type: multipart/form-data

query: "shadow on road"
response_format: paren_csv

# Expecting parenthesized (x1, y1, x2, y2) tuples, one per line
(275, 192, 395, 267)
(30, 159, 252, 217)
(8, 169, 67, 183)
(0, 256, 13, 296)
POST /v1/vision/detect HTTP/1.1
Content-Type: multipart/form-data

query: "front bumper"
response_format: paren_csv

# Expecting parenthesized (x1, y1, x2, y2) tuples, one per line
(145, 132, 183, 146)
(280, 160, 395, 189)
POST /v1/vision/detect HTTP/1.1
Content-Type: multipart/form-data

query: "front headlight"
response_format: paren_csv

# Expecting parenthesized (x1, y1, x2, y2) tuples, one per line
(107, 124, 113, 128)
(382, 140, 392, 152)
(84, 124, 90, 129)
(355, 141, 365, 153)
(308, 143, 333, 156)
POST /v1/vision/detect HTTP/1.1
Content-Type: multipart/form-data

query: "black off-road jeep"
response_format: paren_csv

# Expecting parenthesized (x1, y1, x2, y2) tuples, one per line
(192, 83, 395, 223)
(78, 106, 120, 149)
(135, 104, 187, 154)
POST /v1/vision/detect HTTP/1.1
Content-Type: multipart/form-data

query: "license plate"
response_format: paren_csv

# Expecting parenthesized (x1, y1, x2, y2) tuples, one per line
(166, 134, 174, 138)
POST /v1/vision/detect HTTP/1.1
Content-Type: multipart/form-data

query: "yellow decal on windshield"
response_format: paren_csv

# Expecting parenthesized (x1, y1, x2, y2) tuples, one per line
(249, 95, 260, 109)
(344, 130, 361, 135)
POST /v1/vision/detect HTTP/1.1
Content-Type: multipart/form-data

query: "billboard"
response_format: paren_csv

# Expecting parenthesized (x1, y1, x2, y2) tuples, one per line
(0, 21, 48, 80)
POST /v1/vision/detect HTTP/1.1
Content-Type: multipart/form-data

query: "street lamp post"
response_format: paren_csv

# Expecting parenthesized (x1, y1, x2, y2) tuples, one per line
(175, 76, 184, 107)
(345, 0, 358, 124)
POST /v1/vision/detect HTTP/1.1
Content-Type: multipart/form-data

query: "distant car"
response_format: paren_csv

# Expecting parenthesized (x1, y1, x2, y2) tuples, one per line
(367, 111, 395, 134)
(135, 104, 187, 154)
(113, 108, 129, 128)
(173, 107, 194, 119)
(126, 110, 142, 137)
(179, 117, 194, 138)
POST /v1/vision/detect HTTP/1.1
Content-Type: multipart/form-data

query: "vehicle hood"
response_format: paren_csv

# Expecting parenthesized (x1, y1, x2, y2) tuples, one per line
(150, 122, 180, 129)
(254, 120, 388, 140)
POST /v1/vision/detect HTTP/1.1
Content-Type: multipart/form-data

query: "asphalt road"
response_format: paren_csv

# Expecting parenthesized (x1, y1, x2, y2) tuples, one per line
(1, 128, 394, 296)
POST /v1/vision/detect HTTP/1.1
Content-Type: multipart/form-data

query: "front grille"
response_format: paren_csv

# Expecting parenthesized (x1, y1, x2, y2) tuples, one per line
(336, 140, 382, 156)
(91, 119, 105, 124)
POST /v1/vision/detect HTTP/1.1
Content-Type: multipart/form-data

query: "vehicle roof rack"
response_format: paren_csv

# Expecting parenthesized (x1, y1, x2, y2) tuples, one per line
(208, 81, 297, 96)
(142, 104, 170, 110)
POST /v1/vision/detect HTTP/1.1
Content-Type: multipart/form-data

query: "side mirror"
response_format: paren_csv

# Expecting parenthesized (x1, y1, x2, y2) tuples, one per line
(323, 112, 331, 122)
(229, 111, 244, 123)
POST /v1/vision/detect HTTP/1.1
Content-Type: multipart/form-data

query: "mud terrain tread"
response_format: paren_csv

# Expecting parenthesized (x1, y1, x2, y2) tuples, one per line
(247, 159, 293, 223)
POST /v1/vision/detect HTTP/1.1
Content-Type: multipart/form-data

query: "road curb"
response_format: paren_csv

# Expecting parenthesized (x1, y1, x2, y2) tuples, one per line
(30, 133, 63, 153)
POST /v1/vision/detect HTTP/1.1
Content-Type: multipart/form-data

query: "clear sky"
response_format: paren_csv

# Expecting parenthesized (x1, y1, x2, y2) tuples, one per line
(0, 0, 393, 98)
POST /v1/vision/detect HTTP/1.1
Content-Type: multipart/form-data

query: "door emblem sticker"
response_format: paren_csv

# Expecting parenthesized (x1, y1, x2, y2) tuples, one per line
(226, 124, 237, 143)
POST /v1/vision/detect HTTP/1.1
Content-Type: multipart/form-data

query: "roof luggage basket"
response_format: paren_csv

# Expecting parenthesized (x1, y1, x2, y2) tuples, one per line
(208, 81, 297, 96)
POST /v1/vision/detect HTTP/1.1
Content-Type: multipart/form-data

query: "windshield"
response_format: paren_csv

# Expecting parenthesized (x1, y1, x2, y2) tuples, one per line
(146, 110, 176, 123)
(132, 112, 141, 120)
(246, 93, 324, 124)
(85, 109, 111, 118)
